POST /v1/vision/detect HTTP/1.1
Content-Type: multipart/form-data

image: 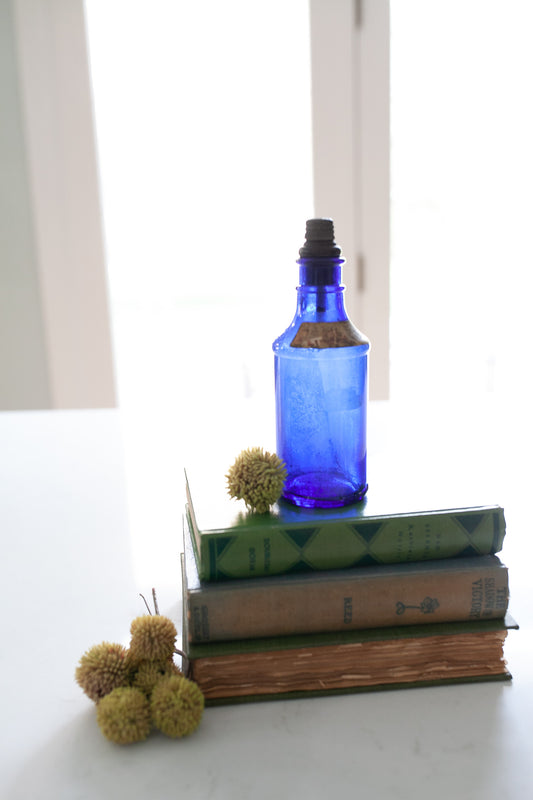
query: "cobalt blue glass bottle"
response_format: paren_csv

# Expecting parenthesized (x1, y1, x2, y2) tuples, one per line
(273, 218, 369, 508)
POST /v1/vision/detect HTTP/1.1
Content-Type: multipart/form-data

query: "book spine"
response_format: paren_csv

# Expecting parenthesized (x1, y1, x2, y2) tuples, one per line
(185, 559, 509, 644)
(188, 504, 506, 581)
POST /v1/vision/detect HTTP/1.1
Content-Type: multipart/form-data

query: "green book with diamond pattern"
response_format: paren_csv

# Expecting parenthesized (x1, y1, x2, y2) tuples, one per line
(184, 468, 506, 582)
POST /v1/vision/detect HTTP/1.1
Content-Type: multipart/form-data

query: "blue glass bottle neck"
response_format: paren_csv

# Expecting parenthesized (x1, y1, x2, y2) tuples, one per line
(295, 258, 348, 321)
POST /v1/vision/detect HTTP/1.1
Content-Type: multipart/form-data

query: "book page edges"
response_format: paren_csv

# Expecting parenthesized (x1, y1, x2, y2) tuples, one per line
(202, 671, 513, 706)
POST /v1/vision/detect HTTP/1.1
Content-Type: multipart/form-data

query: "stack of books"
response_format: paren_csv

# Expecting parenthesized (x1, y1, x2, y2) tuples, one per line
(180, 467, 517, 706)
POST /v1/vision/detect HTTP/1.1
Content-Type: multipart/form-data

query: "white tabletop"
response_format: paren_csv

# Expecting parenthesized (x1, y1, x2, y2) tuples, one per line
(1, 399, 531, 799)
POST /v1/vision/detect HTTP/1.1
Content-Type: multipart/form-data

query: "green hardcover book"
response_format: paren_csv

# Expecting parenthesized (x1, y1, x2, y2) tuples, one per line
(182, 516, 510, 643)
(184, 468, 506, 581)
(181, 556, 518, 706)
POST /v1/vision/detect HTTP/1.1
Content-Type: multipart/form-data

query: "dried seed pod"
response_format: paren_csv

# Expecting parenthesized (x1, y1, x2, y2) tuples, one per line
(150, 674, 205, 738)
(75, 642, 130, 702)
(129, 614, 177, 662)
(226, 447, 287, 514)
(131, 658, 182, 697)
(96, 687, 151, 744)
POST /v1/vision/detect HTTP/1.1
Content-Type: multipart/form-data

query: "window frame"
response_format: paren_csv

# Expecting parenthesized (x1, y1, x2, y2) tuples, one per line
(309, 0, 390, 400)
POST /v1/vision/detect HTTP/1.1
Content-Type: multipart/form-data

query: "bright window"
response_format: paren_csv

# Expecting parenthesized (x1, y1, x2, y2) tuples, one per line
(85, 0, 314, 449)
(390, 0, 533, 403)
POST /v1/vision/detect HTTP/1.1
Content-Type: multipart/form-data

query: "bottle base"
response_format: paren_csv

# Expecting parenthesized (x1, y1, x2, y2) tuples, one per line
(282, 473, 368, 509)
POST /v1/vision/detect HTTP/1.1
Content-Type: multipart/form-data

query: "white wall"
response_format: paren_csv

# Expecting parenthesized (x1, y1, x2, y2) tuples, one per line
(0, 0, 116, 410)
(0, 0, 51, 409)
